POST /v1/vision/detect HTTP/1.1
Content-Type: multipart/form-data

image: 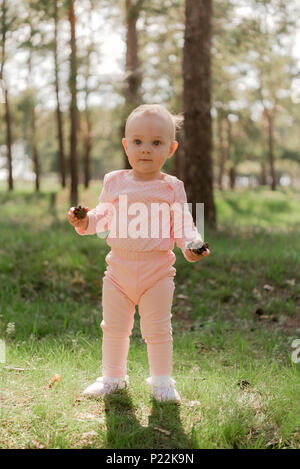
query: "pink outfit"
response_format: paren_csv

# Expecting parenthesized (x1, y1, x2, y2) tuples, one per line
(75, 169, 203, 379)
(75, 169, 202, 261)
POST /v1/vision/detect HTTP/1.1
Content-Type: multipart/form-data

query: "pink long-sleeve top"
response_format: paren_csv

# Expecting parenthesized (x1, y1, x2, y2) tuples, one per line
(75, 169, 203, 262)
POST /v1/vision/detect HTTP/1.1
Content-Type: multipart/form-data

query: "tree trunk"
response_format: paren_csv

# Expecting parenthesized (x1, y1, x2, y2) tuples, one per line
(225, 115, 232, 189)
(69, 0, 78, 206)
(54, 0, 66, 188)
(267, 113, 276, 190)
(121, 0, 142, 169)
(83, 111, 92, 189)
(82, 0, 95, 189)
(217, 114, 226, 190)
(183, 0, 216, 228)
(260, 161, 267, 185)
(4, 88, 13, 190)
(31, 105, 40, 191)
(229, 166, 236, 190)
(1, 0, 13, 191)
(26, 14, 41, 192)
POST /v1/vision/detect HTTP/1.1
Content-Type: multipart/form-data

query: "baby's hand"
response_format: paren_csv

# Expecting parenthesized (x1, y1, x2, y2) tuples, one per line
(186, 248, 210, 262)
(68, 207, 89, 231)
(185, 241, 210, 262)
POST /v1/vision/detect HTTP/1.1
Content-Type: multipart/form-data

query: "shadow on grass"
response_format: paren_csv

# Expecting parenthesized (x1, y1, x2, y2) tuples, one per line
(102, 388, 195, 449)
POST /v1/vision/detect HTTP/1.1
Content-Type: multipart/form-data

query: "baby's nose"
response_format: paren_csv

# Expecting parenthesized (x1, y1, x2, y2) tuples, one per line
(142, 145, 151, 153)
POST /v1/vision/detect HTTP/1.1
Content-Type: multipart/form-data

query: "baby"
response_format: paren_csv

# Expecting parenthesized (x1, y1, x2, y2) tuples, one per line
(68, 104, 210, 403)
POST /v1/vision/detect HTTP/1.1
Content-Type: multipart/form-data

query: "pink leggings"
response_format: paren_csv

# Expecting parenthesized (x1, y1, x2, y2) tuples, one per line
(100, 248, 176, 378)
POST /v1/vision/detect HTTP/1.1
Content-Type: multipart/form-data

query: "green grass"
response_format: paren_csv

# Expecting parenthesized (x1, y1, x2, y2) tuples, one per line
(0, 181, 300, 449)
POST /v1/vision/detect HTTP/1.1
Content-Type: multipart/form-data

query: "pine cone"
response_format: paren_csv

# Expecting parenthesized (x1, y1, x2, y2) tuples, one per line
(73, 205, 88, 219)
(187, 241, 209, 255)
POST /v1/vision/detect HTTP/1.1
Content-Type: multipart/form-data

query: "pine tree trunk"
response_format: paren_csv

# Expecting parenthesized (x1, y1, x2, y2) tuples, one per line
(27, 59, 40, 191)
(229, 166, 236, 190)
(83, 113, 92, 189)
(122, 0, 142, 169)
(4, 88, 13, 190)
(1, 0, 13, 191)
(183, 0, 216, 228)
(260, 161, 267, 185)
(69, 0, 78, 206)
(82, 1, 94, 188)
(27, 17, 41, 192)
(217, 114, 226, 190)
(267, 114, 276, 190)
(31, 106, 40, 191)
(225, 116, 232, 189)
(54, 0, 66, 188)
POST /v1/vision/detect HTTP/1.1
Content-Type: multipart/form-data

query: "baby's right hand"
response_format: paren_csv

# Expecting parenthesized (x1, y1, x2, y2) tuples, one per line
(68, 207, 89, 231)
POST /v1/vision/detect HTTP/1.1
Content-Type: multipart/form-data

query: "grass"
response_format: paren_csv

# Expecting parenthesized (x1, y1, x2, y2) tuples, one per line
(0, 180, 300, 449)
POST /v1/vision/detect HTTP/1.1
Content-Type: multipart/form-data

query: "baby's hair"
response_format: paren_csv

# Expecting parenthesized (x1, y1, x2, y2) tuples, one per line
(125, 104, 184, 140)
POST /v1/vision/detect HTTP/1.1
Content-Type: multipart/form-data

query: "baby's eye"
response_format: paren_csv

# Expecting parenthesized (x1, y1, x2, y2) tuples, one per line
(134, 139, 142, 145)
(153, 140, 161, 146)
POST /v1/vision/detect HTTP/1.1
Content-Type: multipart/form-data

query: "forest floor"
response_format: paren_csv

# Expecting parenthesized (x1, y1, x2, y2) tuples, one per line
(0, 181, 300, 449)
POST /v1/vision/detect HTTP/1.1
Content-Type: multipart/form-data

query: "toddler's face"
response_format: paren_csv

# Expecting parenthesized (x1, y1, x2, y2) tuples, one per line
(122, 112, 178, 179)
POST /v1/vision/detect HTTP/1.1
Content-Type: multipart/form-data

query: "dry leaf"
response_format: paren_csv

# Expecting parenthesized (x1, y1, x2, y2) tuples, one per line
(263, 284, 274, 291)
(188, 400, 201, 407)
(82, 430, 97, 439)
(194, 342, 207, 351)
(71, 271, 86, 286)
(286, 279, 296, 287)
(48, 373, 62, 388)
(75, 396, 84, 403)
(258, 315, 277, 322)
(176, 294, 188, 300)
(76, 412, 104, 423)
(252, 288, 262, 299)
(153, 426, 171, 435)
(32, 439, 44, 449)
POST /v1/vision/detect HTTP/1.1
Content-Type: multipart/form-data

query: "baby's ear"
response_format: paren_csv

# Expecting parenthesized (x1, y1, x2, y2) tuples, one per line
(122, 138, 127, 151)
(169, 140, 178, 156)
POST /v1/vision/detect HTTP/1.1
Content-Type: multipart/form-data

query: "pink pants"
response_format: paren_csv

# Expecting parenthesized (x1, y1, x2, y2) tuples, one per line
(100, 248, 176, 378)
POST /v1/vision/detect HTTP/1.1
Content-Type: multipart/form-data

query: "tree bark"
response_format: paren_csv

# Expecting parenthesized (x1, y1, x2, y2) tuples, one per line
(260, 161, 267, 185)
(31, 106, 40, 191)
(69, 0, 78, 206)
(121, 0, 143, 169)
(27, 20, 40, 192)
(82, 0, 95, 189)
(54, 0, 66, 188)
(83, 110, 92, 189)
(267, 113, 276, 190)
(225, 115, 232, 189)
(229, 166, 236, 190)
(1, 0, 13, 191)
(217, 113, 226, 190)
(4, 89, 13, 190)
(183, 0, 216, 228)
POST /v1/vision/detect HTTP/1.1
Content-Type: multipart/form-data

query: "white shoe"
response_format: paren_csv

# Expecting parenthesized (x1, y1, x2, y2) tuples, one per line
(83, 375, 129, 397)
(146, 375, 181, 403)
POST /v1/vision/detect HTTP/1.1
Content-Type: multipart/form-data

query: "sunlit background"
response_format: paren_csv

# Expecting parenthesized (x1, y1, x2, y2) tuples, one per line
(1, 0, 300, 188)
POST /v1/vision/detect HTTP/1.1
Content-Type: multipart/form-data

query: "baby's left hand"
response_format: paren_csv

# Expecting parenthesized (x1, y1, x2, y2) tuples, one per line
(186, 248, 210, 262)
